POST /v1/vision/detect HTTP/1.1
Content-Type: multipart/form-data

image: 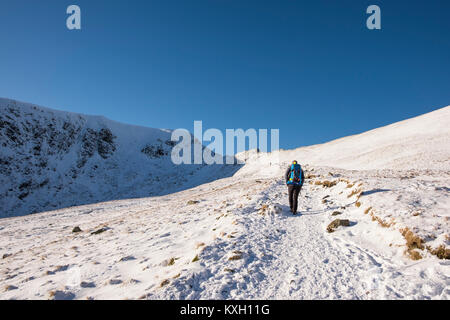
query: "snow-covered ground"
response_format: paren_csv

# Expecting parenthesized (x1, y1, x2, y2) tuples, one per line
(0, 100, 449, 299)
(1, 165, 448, 299)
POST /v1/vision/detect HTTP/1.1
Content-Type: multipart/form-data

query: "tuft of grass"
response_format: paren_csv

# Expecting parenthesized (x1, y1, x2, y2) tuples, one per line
(370, 214, 393, 228)
(195, 242, 205, 249)
(187, 200, 199, 205)
(314, 180, 337, 188)
(426, 245, 450, 260)
(399, 227, 426, 260)
(348, 188, 362, 198)
(192, 255, 199, 262)
(364, 207, 372, 215)
(401, 228, 424, 251)
(408, 250, 422, 260)
(167, 257, 175, 266)
(355, 202, 361, 208)
(322, 180, 337, 188)
(160, 279, 170, 287)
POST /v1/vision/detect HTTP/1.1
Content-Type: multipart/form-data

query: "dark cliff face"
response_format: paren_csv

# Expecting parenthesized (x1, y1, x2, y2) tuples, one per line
(0, 99, 240, 218)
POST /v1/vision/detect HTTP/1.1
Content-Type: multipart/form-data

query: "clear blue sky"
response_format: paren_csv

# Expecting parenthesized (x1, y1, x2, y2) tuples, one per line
(1, 0, 449, 150)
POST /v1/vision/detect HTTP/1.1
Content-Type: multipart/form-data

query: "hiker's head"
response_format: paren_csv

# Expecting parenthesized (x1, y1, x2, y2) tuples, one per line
(292, 160, 298, 165)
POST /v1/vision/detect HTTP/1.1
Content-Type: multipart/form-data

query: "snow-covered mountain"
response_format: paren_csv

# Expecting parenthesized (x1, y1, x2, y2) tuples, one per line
(0, 98, 240, 218)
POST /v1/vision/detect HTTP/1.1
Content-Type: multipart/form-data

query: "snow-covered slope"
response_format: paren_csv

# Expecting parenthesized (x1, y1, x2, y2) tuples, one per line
(295, 106, 450, 170)
(257, 105, 450, 171)
(1, 168, 448, 300)
(0, 98, 240, 217)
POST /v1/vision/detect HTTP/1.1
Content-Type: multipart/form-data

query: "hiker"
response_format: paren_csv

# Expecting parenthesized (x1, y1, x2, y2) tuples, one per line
(285, 160, 305, 215)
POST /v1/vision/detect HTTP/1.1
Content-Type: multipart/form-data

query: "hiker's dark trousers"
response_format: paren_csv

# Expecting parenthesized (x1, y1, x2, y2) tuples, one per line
(288, 184, 302, 213)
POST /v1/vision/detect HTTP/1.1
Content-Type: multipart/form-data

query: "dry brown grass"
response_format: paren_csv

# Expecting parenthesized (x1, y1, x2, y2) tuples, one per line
(427, 245, 450, 260)
(348, 188, 362, 198)
(322, 180, 337, 188)
(229, 250, 243, 261)
(370, 214, 394, 228)
(195, 242, 205, 249)
(167, 257, 175, 266)
(400, 227, 424, 260)
(160, 279, 170, 287)
(314, 180, 337, 188)
(401, 228, 424, 250)
(355, 202, 361, 208)
(408, 250, 422, 260)
(364, 207, 372, 215)
(192, 255, 199, 262)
